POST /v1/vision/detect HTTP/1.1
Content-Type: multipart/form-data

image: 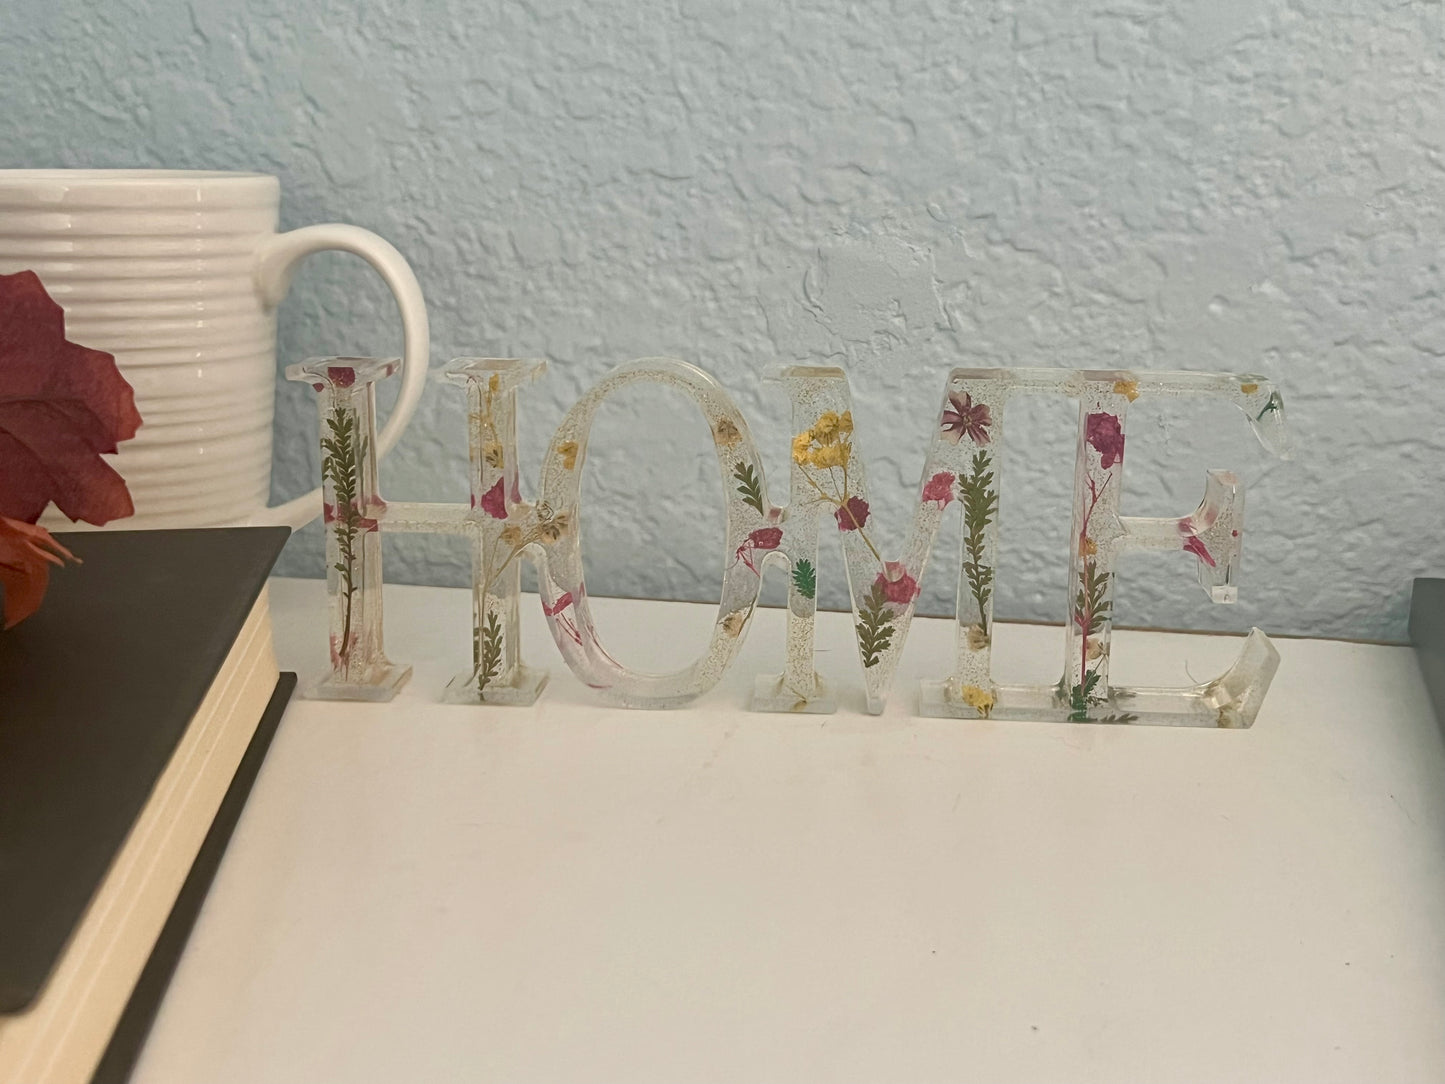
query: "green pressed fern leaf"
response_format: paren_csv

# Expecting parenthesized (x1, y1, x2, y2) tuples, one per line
(477, 610, 504, 695)
(791, 558, 817, 600)
(1073, 556, 1112, 637)
(957, 449, 999, 635)
(855, 581, 895, 669)
(320, 407, 367, 661)
(1068, 669, 1102, 722)
(733, 461, 766, 515)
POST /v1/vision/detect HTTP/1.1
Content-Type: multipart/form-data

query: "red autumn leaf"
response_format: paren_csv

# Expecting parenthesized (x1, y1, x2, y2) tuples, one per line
(0, 516, 78, 629)
(0, 270, 142, 525)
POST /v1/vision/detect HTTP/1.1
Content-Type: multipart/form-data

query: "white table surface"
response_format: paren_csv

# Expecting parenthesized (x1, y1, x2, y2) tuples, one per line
(133, 578, 1445, 1084)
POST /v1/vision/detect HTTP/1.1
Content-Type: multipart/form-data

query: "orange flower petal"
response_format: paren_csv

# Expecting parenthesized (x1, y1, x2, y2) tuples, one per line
(0, 516, 78, 628)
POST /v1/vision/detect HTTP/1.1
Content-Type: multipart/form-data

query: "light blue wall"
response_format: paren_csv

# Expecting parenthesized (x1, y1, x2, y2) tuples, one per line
(4, 0, 1444, 639)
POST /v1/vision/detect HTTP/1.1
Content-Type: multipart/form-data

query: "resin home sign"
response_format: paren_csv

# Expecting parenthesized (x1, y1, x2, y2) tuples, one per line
(289, 357, 1290, 727)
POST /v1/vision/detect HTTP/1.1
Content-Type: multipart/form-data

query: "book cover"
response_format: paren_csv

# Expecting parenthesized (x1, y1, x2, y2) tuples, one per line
(0, 527, 289, 1013)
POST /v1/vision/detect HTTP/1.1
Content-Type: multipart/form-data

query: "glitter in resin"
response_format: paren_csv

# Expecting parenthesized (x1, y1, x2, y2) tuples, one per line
(289, 358, 1289, 726)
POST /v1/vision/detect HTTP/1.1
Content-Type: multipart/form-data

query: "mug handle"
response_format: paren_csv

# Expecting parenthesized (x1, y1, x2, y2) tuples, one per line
(250, 223, 430, 530)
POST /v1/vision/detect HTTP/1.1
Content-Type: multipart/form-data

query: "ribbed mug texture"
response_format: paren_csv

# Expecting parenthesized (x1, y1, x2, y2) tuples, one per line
(0, 171, 283, 528)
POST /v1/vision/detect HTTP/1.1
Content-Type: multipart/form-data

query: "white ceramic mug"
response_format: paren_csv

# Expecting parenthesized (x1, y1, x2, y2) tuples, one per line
(0, 169, 428, 531)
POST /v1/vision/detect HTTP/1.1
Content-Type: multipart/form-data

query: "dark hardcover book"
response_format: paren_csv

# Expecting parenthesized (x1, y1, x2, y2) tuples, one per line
(0, 527, 289, 1053)
(1409, 577, 1445, 736)
(91, 671, 295, 1084)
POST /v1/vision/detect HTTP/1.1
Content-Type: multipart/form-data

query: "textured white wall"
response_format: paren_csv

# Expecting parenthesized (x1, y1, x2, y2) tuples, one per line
(4, 0, 1444, 641)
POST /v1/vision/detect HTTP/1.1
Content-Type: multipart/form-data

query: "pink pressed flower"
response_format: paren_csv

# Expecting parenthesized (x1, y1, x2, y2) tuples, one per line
(749, 526, 783, 550)
(921, 471, 955, 507)
(543, 591, 585, 644)
(1085, 412, 1125, 469)
(941, 392, 991, 444)
(835, 495, 870, 531)
(326, 365, 356, 388)
(323, 501, 378, 530)
(1182, 535, 1215, 567)
(542, 590, 585, 646)
(478, 477, 507, 519)
(735, 525, 783, 573)
(874, 561, 920, 606)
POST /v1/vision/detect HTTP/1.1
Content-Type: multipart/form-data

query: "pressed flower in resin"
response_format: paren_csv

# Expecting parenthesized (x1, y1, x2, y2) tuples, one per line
(941, 391, 991, 444)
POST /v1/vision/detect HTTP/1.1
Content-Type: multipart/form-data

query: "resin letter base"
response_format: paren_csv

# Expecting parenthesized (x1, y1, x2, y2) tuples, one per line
(288, 356, 1291, 728)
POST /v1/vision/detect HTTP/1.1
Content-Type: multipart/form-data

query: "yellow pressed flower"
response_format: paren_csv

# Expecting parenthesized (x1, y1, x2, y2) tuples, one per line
(809, 442, 848, 469)
(813, 411, 840, 442)
(720, 609, 749, 637)
(965, 623, 989, 651)
(960, 684, 995, 718)
(483, 440, 504, 468)
(558, 440, 579, 470)
(488, 373, 500, 393)
(499, 524, 523, 546)
(1113, 380, 1139, 402)
(838, 410, 853, 434)
(1240, 382, 1258, 394)
(1083, 536, 1097, 556)
(792, 431, 814, 464)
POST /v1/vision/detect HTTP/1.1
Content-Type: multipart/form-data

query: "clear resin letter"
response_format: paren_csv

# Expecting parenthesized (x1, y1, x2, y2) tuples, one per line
(285, 357, 411, 700)
(528, 358, 778, 707)
(919, 370, 1290, 727)
(291, 355, 1290, 726)
(762, 366, 1004, 715)
(440, 358, 551, 705)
